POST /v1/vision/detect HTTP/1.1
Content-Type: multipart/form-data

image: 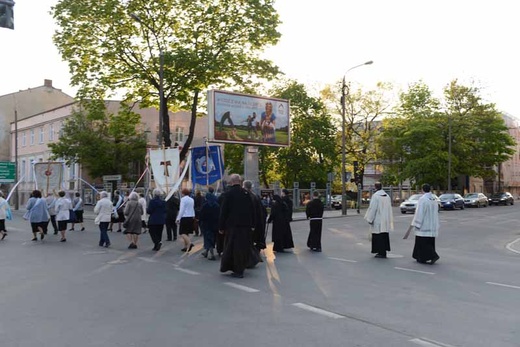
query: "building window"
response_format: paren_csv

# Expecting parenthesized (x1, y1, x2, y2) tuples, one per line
(22, 131, 26, 147)
(28, 159, 34, 181)
(30, 129, 35, 145)
(174, 126, 184, 143)
(49, 123, 54, 141)
(59, 121, 64, 138)
(39, 127, 44, 144)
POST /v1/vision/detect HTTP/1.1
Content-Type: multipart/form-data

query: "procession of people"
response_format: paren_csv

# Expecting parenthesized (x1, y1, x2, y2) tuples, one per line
(0, 177, 442, 280)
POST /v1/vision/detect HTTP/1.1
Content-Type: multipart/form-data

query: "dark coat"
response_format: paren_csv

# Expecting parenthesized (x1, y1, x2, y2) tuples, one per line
(147, 197, 166, 225)
(165, 195, 180, 219)
(306, 198, 324, 219)
(218, 185, 255, 231)
(282, 195, 293, 221)
(268, 196, 294, 252)
(199, 193, 220, 233)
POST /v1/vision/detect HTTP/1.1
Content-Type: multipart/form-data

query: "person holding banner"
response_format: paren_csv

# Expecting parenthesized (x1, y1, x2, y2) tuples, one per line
(176, 188, 195, 252)
(0, 191, 9, 240)
(55, 191, 73, 243)
(70, 192, 85, 232)
(46, 193, 59, 235)
(109, 191, 124, 232)
(26, 190, 50, 241)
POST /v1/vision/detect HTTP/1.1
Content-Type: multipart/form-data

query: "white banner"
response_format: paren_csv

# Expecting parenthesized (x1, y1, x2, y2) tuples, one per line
(34, 162, 64, 195)
(149, 148, 180, 194)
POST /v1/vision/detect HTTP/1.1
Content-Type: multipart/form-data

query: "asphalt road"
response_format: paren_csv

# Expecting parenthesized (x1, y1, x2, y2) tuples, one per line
(1, 204, 519, 347)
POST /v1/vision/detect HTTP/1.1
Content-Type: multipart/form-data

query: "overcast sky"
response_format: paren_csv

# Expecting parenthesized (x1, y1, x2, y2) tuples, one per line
(1, 0, 519, 116)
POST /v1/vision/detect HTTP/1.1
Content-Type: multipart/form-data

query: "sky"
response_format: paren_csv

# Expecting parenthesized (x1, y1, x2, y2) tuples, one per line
(1, 0, 519, 116)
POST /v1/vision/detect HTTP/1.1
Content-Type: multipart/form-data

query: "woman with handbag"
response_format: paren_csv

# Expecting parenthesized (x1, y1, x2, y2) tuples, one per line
(123, 192, 143, 249)
(25, 190, 50, 241)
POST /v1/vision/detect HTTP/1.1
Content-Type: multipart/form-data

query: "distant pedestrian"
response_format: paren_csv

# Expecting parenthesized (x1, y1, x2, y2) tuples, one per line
(412, 184, 440, 264)
(176, 188, 195, 252)
(109, 190, 124, 232)
(193, 190, 204, 236)
(268, 195, 294, 253)
(94, 191, 113, 247)
(55, 191, 73, 242)
(147, 189, 166, 251)
(306, 191, 324, 252)
(46, 193, 58, 235)
(364, 182, 393, 258)
(199, 187, 219, 260)
(219, 174, 258, 278)
(138, 193, 148, 233)
(70, 192, 85, 231)
(165, 194, 180, 241)
(123, 192, 143, 249)
(25, 190, 50, 241)
(0, 191, 9, 240)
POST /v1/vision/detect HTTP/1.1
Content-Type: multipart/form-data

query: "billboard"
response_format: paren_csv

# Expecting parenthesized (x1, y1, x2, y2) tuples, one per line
(207, 90, 290, 147)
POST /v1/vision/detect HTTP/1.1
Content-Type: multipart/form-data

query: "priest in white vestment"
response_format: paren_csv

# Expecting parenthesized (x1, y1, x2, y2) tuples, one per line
(411, 183, 440, 264)
(364, 182, 393, 258)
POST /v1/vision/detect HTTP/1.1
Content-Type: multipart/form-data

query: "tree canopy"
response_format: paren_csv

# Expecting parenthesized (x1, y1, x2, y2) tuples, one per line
(52, 0, 281, 158)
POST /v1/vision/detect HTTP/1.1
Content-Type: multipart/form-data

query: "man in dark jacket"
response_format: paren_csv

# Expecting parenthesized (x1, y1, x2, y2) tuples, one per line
(243, 180, 266, 260)
(219, 174, 257, 278)
(306, 190, 324, 252)
(165, 194, 180, 241)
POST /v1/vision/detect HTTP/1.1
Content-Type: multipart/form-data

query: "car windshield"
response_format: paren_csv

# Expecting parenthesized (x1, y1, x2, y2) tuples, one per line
(465, 193, 478, 198)
(407, 194, 422, 201)
(491, 193, 505, 198)
(440, 194, 455, 200)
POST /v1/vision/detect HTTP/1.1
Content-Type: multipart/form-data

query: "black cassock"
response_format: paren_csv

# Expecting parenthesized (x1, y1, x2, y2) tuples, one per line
(219, 185, 259, 274)
(251, 192, 267, 250)
(305, 197, 324, 250)
(268, 200, 294, 252)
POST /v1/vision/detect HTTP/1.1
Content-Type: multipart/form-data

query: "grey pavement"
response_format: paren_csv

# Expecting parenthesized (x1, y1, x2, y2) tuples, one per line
(2, 204, 520, 347)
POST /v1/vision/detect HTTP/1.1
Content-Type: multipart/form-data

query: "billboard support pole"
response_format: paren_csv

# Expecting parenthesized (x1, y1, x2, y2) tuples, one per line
(244, 146, 259, 194)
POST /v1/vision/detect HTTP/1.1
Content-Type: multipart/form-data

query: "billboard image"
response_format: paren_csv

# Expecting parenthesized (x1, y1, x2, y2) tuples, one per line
(208, 90, 290, 147)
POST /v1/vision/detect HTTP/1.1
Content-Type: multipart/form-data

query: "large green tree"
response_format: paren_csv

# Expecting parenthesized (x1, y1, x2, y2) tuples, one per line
(48, 101, 148, 180)
(379, 81, 515, 189)
(52, 0, 281, 160)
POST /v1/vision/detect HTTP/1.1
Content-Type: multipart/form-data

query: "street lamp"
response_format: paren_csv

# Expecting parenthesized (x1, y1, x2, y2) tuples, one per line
(341, 60, 373, 216)
(130, 13, 168, 148)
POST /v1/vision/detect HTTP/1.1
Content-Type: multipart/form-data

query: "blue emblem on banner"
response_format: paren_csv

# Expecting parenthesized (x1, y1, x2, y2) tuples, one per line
(191, 146, 223, 185)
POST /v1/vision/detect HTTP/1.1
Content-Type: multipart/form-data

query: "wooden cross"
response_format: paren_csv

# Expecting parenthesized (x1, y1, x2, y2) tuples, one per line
(160, 160, 172, 176)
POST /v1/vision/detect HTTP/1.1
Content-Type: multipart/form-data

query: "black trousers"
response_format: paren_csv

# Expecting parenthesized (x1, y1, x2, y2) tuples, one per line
(50, 215, 58, 232)
(165, 219, 177, 240)
(148, 224, 163, 246)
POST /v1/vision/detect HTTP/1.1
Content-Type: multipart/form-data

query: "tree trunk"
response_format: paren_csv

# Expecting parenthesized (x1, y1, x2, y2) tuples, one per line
(179, 90, 199, 162)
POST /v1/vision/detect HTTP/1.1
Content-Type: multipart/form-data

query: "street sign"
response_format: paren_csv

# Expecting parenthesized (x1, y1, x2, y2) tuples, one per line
(102, 175, 122, 181)
(0, 161, 15, 183)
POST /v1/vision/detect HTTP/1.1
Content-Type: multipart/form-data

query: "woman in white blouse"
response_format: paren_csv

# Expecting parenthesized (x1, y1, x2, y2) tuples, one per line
(176, 188, 195, 252)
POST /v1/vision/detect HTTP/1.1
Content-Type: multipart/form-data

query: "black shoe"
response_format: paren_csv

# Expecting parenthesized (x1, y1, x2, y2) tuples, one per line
(181, 247, 187, 252)
(128, 243, 135, 249)
(108, 228, 112, 232)
(167, 238, 173, 241)
(31, 237, 37, 241)
(99, 243, 104, 247)
(188, 243, 194, 252)
(104, 244, 110, 248)
(40, 233, 45, 241)
(156, 242, 162, 251)
(81, 227, 85, 231)
(53, 231, 58, 235)
(69, 228, 74, 231)
(314, 248, 322, 252)
(1, 232, 6, 240)
(60, 238, 66, 242)
(374, 254, 386, 258)
(230, 272, 244, 278)
(430, 256, 440, 265)
(116, 229, 122, 233)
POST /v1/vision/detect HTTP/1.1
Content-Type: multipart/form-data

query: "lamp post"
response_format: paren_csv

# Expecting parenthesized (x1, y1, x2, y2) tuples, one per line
(447, 114, 452, 192)
(130, 13, 168, 147)
(340, 60, 373, 216)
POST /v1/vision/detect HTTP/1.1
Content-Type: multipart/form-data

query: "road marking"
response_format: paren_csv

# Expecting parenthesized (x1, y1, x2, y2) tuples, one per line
(506, 237, 520, 254)
(138, 257, 158, 263)
(386, 253, 404, 258)
(174, 267, 200, 275)
(224, 282, 260, 293)
(328, 257, 357, 263)
(410, 337, 456, 347)
(292, 303, 345, 319)
(394, 267, 435, 275)
(486, 282, 520, 290)
(83, 251, 108, 255)
(106, 259, 128, 264)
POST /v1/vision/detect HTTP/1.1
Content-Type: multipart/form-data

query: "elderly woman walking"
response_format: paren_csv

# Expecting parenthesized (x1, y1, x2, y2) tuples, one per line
(25, 190, 50, 241)
(147, 189, 166, 251)
(0, 191, 9, 240)
(94, 191, 113, 247)
(55, 191, 73, 242)
(124, 192, 143, 249)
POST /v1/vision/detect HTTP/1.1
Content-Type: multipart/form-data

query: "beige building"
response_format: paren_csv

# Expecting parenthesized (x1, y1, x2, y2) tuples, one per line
(9, 99, 209, 206)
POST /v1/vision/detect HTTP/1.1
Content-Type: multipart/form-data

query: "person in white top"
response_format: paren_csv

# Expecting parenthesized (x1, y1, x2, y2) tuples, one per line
(55, 191, 73, 242)
(411, 183, 440, 264)
(0, 191, 9, 240)
(176, 188, 195, 252)
(364, 182, 393, 258)
(70, 192, 85, 231)
(94, 191, 114, 247)
(138, 193, 148, 233)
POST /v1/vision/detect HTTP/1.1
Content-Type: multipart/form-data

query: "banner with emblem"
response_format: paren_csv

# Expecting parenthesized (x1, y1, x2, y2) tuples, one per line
(34, 162, 64, 195)
(191, 145, 224, 186)
(149, 148, 180, 194)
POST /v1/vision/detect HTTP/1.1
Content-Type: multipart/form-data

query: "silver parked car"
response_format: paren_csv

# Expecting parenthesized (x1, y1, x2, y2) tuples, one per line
(463, 193, 488, 208)
(399, 193, 441, 214)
